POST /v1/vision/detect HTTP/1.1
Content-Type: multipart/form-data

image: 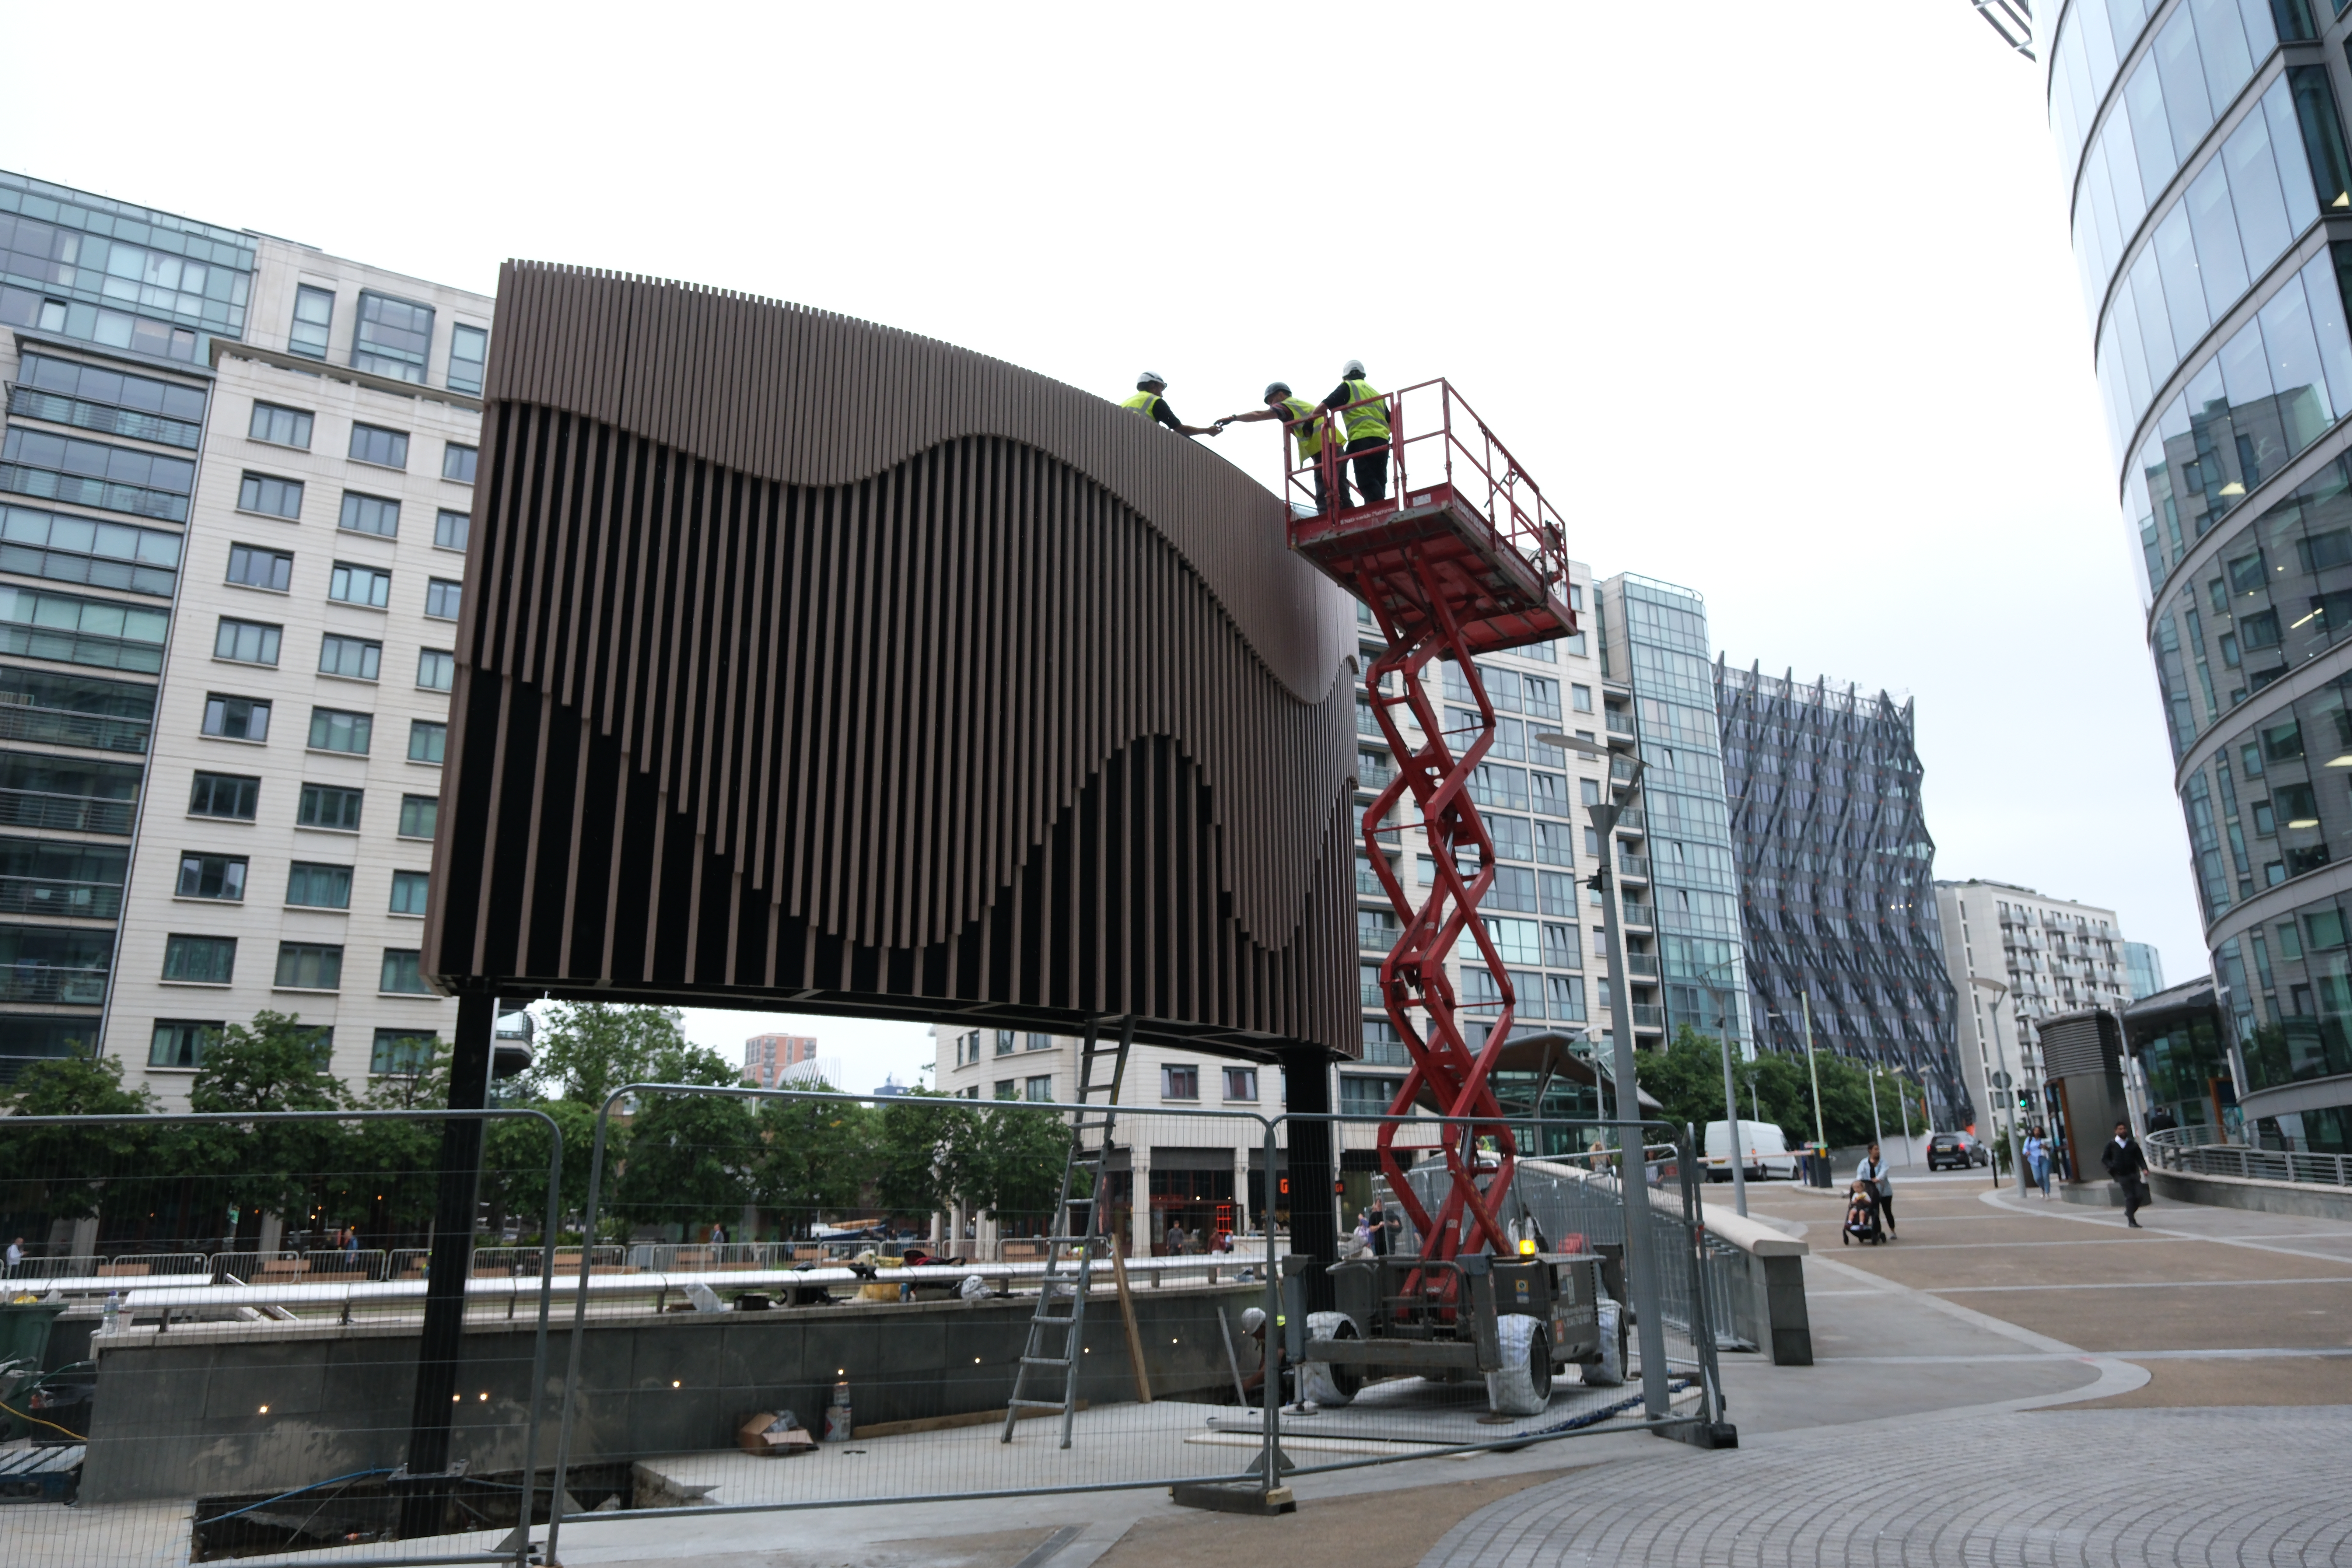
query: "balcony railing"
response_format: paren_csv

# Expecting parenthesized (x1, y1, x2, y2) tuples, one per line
(1611, 757, 1636, 782)
(0, 703, 150, 754)
(1605, 710, 1633, 736)
(1617, 854, 1650, 880)
(1629, 1004, 1665, 1030)
(2147, 1125, 2351, 1187)
(0, 963, 109, 1003)
(1622, 953, 1660, 978)
(1620, 902, 1654, 929)
(0, 875, 123, 919)
(1612, 810, 1646, 835)
(0, 788, 137, 834)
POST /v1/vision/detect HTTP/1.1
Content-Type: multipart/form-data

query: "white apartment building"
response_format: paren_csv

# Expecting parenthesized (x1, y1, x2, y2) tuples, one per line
(1934, 878, 2133, 1132)
(930, 559, 1620, 1253)
(104, 238, 487, 1103)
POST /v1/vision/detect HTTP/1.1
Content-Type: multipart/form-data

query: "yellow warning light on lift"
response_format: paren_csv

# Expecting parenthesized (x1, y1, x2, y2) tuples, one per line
(1517, 1237, 1537, 1256)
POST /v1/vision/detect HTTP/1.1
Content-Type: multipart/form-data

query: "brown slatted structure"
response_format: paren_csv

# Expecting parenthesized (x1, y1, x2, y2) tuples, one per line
(423, 263, 1360, 1061)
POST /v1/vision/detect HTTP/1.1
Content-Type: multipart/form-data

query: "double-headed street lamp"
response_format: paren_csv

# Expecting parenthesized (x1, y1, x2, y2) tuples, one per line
(1538, 727, 1668, 1419)
(1971, 975, 2029, 1197)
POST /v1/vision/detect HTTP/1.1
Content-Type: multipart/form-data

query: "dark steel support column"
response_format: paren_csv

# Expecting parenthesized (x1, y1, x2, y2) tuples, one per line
(398, 988, 494, 1541)
(1279, 1048, 1337, 1314)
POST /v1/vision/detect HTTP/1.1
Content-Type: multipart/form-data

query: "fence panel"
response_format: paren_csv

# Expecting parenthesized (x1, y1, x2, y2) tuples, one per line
(0, 1106, 563, 1567)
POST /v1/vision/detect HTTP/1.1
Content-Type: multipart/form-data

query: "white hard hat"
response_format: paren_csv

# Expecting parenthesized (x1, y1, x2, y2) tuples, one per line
(1137, 369, 1167, 388)
(1241, 1307, 1266, 1333)
(1342, 359, 1366, 378)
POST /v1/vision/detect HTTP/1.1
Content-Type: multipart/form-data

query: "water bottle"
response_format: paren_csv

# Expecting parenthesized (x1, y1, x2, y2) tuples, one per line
(101, 1290, 120, 1335)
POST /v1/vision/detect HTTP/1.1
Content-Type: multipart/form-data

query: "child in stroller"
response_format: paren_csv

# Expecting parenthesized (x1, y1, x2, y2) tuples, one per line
(1841, 1181, 1884, 1245)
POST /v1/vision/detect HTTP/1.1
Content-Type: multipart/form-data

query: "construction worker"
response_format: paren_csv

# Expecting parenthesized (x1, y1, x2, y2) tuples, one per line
(1321, 359, 1390, 505)
(1120, 371, 1219, 438)
(1213, 382, 1337, 511)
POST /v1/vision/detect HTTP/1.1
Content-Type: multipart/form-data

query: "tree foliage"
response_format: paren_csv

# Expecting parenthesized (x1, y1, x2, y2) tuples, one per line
(1636, 1024, 1929, 1152)
(0, 1053, 158, 1222)
(611, 1044, 758, 1234)
(528, 1003, 689, 1110)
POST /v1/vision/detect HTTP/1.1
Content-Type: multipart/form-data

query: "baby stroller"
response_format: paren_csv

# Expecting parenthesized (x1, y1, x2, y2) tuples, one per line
(1840, 1184, 1885, 1246)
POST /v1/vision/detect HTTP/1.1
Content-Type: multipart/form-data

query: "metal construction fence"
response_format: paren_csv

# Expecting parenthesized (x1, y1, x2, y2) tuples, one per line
(0, 1087, 1735, 1567)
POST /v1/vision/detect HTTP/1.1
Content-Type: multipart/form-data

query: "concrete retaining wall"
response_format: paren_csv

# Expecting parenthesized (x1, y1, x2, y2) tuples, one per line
(2149, 1167, 2352, 1220)
(79, 1282, 1258, 1505)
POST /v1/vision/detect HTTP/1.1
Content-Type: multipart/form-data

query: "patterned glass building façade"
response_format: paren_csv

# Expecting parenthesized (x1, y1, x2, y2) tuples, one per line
(2043, 0, 2352, 1151)
(1715, 664, 1965, 1126)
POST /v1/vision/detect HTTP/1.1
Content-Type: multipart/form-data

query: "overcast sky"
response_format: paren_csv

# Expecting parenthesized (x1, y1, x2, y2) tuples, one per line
(7, 4, 2181, 1090)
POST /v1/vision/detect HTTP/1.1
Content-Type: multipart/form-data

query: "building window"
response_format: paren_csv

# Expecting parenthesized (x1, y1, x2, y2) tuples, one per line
(2, 428, 194, 521)
(1223, 1066, 1258, 1101)
(340, 495, 401, 541)
(163, 933, 236, 985)
(276, 941, 344, 990)
(174, 853, 246, 901)
(397, 793, 437, 838)
(238, 472, 303, 519)
(425, 579, 463, 620)
(372, 1028, 437, 1075)
(1542, 920, 1580, 969)
(12, 352, 206, 448)
(1161, 1064, 1199, 1100)
(1026, 1032, 1053, 1050)
(189, 771, 259, 821)
(375, 948, 426, 994)
(348, 424, 409, 471)
(308, 707, 372, 754)
(213, 618, 281, 666)
(448, 324, 488, 395)
(390, 869, 429, 915)
(227, 544, 292, 592)
(202, 694, 270, 742)
(1024, 1075, 1053, 1102)
(319, 634, 382, 681)
(329, 562, 392, 607)
(995, 1029, 1016, 1056)
(1570, 684, 1594, 712)
(1521, 674, 1561, 722)
(298, 783, 364, 831)
(1340, 1074, 1405, 1116)
(442, 443, 477, 484)
(993, 1079, 1017, 1099)
(248, 402, 313, 449)
(408, 719, 446, 764)
(416, 649, 454, 691)
(353, 291, 435, 383)
(149, 1018, 222, 1069)
(285, 862, 353, 909)
(289, 285, 334, 359)
(434, 510, 469, 552)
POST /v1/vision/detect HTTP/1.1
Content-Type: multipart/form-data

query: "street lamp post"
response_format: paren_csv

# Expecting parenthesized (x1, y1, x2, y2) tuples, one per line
(1801, 991, 1826, 1184)
(1971, 976, 2028, 1197)
(1690, 951, 1750, 1220)
(1539, 729, 1668, 1422)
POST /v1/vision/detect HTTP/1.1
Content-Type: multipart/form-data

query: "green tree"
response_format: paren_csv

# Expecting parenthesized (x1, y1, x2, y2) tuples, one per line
(183, 1010, 351, 1241)
(528, 1003, 689, 1109)
(482, 1097, 598, 1238)
(611, 1044, 757, 1237)
(0, 1054, 158, 1234)
(966, 1101, 1076, 1231)
(1636, 1024, 1902, 1153)
(871, 1089, 978, 1221)
(752, 1084, 872, 1237)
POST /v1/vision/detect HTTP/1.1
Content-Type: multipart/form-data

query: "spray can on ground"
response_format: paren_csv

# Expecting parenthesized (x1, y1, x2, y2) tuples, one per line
(822, 1376, 852, 1442)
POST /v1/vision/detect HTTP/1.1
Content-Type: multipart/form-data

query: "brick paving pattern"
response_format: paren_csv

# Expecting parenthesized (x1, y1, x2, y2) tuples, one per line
(1423, 1406, 2352, 1566)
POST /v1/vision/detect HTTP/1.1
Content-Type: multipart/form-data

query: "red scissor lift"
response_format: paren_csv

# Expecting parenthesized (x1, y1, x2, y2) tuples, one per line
(1286, 382, 1605, 1412)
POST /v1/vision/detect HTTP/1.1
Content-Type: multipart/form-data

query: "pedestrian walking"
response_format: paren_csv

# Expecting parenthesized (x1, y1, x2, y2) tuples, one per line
(2024, 1129, 2052, 1196)
(1367, 1201, 1391, 1257)
(1166, 1219, 1186, 1257)
(2100, 1120, 2149, 1228)
(1855, 1142, 1897, 1240)
(4, 1236, 23, 1276)
(1351, 1209, 1374, 1256)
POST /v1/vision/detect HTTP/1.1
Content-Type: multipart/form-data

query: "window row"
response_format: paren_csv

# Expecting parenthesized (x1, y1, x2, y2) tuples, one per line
(1, 425, 194, 522)
(1154, 1064, 1259, 1102)
(246, 397, 477, 483)
(149, 1020, 439, 1075)
(0, 207, 252, 349)
(288, 284, 487, 396)
(951, 1028, 1056, 1064)
(187, 771, 438, 837)
(160, 933, 432, 994)
(236, 470, 473, 548)
(0, 581, 169, 673)
(0, 501, 182, 598)
(174, 850, 428, 914)
(10, 352, 206, 450)
(219, 542, 464, 621)
(2093, 70, 2343, 450)
(215, 616, 454, 685)
(2127, 247, 2352, 607)
(1357, 909, 1582, 969)
(198, 694, 446, 761)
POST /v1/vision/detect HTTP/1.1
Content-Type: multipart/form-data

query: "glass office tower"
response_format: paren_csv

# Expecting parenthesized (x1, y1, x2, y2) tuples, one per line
(1716, 664, 1965, 1127)
(1595, 574, 1750, 1057)
(2044, 0, 2352, 1150)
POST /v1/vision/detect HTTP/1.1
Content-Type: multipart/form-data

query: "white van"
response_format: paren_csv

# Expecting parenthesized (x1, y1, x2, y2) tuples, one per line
(1704, 1119, 1799, 1181)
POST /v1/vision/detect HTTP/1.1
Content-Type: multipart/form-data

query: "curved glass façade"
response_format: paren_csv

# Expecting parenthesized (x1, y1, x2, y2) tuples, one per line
(2051, 0, 2352, 1151)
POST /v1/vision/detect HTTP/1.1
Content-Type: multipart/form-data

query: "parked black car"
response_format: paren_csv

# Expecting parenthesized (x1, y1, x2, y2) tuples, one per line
(1927, 1132, 1989, 1171)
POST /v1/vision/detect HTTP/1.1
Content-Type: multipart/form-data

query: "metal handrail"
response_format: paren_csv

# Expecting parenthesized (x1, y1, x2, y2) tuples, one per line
(0, 787, 137, 834)
(2144, 1124, 2352, 1187)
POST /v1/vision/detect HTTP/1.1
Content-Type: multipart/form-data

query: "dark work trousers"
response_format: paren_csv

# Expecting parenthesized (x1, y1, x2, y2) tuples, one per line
(1311, 450, 1341, 514)
(1346, 434, 1389, 504)
(2121, 1175, 2146, 1223)
(1875, 1188, 1895, 1234)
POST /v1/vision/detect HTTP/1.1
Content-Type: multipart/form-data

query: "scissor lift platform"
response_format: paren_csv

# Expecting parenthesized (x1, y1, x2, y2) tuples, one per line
(1291, 481, 1571, 659)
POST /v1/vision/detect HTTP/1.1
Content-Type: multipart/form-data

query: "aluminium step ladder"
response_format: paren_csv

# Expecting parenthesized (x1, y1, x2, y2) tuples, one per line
(1002, 1015, 1135, 1448)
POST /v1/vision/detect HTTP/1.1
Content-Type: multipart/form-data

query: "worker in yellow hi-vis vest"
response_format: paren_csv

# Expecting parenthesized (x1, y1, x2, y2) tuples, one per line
(1213, 381, 1338, 512)
(1119, 370, 1219, 438)
(1321, 359, 1390, 506)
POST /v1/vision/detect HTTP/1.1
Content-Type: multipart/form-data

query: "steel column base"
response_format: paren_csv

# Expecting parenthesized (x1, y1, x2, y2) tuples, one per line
(1171, 1482, 1296, 1514)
